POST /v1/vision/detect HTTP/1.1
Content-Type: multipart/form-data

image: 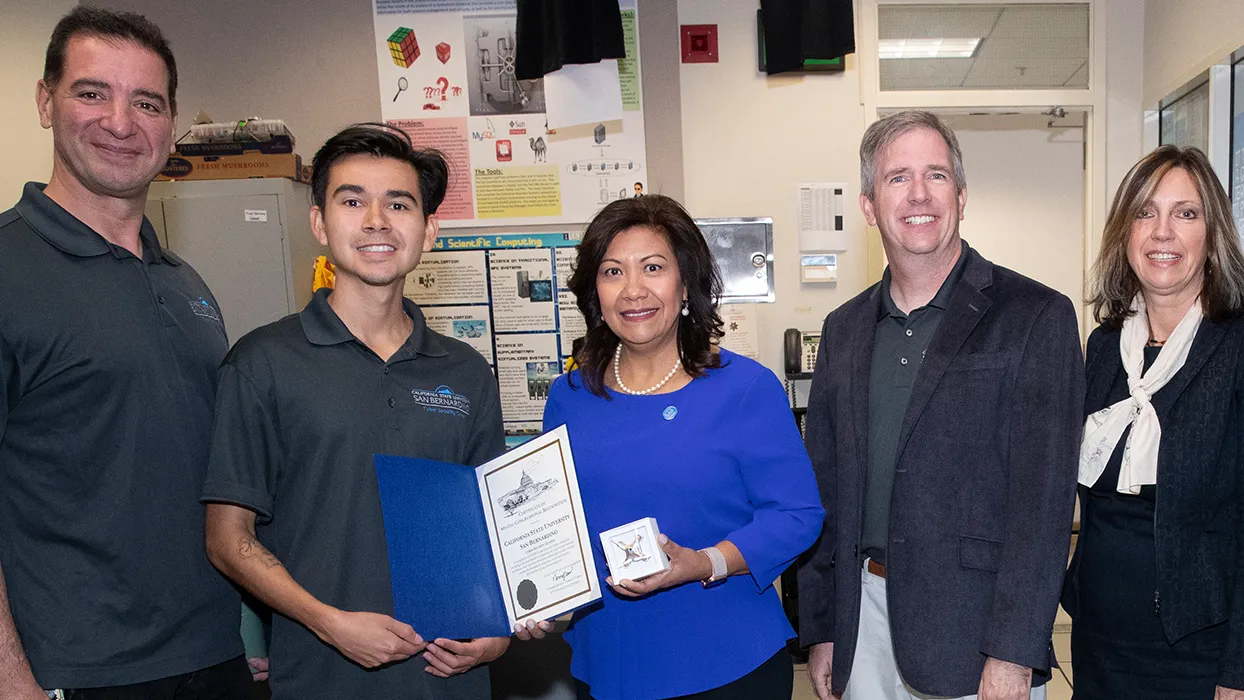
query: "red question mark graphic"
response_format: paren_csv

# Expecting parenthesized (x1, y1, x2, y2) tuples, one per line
(437, 76, 449, 101)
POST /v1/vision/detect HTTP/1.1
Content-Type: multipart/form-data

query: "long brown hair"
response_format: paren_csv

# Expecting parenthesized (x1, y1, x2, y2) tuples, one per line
(1088, 145, 1244, 327)
(567, 195, 724, 398)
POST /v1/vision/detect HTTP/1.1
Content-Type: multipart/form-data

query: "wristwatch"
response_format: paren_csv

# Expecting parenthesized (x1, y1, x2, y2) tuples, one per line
(699, 546, 728, 588)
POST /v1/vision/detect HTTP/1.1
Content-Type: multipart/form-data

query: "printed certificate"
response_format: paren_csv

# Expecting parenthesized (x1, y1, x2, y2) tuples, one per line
(477, 426, 599, 627)
(374, 425, 599, 639)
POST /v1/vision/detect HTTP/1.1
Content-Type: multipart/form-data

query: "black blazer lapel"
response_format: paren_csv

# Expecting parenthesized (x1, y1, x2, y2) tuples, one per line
(894, 250, 993, 462)
(1086, 329, 1123, 414)
(1151, 320, 1228, 416)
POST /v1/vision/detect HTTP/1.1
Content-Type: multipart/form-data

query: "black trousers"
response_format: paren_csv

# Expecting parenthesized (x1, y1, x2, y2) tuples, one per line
(577, 648, 793, 700)
(62, 656, 252, 700)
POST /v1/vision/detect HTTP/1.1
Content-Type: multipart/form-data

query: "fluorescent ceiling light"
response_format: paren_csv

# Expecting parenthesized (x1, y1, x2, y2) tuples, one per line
(878, 38, 981, 60)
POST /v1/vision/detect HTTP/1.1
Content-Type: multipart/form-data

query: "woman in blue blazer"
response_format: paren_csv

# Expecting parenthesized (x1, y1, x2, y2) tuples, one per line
(1063, 145, 1244, 699)
(516, 195, 824, 700)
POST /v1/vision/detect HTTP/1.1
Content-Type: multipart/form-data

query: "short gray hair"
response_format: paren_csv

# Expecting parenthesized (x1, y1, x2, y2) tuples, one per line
(860, 110, 967, 199)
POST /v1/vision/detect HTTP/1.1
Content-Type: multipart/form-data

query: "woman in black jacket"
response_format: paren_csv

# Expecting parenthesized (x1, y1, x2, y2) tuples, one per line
(1063, 145, 1244, 699)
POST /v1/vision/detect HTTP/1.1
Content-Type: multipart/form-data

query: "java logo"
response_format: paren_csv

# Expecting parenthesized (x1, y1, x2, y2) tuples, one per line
(162, 158, 193, 178)
(411, 385, 471, 417)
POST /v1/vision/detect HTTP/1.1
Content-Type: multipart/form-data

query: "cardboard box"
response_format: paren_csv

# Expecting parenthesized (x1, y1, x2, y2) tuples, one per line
(175, 134, 294, 157)
(157, 150, 308, 183)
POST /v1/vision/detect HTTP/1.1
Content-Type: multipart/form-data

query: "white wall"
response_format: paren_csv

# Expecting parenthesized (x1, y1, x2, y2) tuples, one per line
(678, 0, 866, 375)
(101, 0, 381, 161)
(1143, 0, 1244, 106)
(0, 0, 77, 205)
(948, 114, 1087, 329)
(678, 0, 1144, 373)
(1104, 0, 1146, 199)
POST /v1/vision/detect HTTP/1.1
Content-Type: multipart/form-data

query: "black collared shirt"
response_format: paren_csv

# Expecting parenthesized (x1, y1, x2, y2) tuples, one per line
(0, 183, 242, 688)
(201, 288, 504, 700)
(862, 242, 969, 566)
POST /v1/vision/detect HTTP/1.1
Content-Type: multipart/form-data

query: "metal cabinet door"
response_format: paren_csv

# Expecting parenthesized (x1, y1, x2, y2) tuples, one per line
(160, 194, 291, 344)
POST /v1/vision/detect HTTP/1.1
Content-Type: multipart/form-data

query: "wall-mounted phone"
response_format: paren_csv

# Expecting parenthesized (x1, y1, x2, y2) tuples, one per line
(784, 328, 820, 379)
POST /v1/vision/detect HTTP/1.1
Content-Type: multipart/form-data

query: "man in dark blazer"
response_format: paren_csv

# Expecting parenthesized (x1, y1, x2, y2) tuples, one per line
(797, 110, 1083, 700)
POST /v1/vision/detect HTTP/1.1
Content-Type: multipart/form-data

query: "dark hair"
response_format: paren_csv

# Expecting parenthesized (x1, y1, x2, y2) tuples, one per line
(568, 195, 724, 398)
(44, 6, 178, 115)
(1088, 145, 1244, 326)
(311, 123, 450, 214)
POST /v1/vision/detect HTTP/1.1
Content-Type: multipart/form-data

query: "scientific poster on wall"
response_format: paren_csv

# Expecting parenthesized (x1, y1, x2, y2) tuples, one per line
(407, 233, 581, 443)
(372, 0, 647, 228)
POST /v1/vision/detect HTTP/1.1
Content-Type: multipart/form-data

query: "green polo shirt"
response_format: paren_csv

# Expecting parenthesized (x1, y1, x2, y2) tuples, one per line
(0, 182, 243, 688)
(862, 242, 968, 566)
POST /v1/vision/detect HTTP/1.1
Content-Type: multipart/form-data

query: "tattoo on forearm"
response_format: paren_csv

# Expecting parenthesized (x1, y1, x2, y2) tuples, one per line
(238, 535, 283, 569)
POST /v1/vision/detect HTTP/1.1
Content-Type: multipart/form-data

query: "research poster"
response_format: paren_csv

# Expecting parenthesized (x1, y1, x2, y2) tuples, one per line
(373, 0, 647, 228)
(407, 233, 581, 441)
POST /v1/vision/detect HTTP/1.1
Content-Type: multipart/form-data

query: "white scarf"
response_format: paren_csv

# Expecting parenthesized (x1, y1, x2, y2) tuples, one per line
(1078, 295, 1203, 494)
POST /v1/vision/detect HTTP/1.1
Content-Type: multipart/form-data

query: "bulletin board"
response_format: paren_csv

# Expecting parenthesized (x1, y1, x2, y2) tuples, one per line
(405, 232, 582, 443)
(373, 0, 648, 228)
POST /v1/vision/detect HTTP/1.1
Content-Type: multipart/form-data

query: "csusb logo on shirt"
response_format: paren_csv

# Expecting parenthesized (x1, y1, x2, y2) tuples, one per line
(411, 385, 471, 417)
(189, 297, 223, 324)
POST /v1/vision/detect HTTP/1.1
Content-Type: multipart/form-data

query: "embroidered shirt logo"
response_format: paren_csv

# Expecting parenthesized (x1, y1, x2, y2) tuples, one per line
(410, 385, 471, 417)
(190, 297, 222, 323)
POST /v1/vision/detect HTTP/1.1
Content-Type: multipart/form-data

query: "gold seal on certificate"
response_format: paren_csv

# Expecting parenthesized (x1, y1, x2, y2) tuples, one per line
(600, 517, 672, 581)
(477, 425, 601, 627)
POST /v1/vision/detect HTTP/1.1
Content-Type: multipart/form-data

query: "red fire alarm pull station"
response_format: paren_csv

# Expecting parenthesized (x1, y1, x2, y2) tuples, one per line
(680, 24, 718, 63)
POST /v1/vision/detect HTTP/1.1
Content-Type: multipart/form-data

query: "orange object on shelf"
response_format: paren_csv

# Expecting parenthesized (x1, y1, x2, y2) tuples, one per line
(312, 256, 336, 291)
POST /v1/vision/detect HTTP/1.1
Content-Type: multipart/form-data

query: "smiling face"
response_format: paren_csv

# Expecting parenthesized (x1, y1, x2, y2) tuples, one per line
(311, 154, 438, 288)
(1126, 166, 1208, 307)
(596, 226, 685, 354)
(36, 35, 176, 200)
(861, 126, 967, 263)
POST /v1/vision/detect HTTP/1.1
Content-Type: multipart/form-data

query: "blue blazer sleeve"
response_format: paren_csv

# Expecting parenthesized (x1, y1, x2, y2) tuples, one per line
(724, 368, 825, 591)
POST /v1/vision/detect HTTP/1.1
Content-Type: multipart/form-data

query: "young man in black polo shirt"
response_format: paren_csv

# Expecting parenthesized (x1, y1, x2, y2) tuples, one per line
(202, 124, 509, 700)
(0, 8, 249, 699)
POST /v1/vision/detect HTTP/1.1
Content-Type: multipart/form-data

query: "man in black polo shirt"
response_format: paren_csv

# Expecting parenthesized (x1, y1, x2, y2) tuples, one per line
(798, 111, 1082, 700)
(202, 124, 510, 700)
(0, 7, 249, 699)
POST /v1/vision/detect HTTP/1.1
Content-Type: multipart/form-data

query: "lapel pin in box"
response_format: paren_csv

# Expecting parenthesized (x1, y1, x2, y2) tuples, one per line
(600, 517, 671, 582)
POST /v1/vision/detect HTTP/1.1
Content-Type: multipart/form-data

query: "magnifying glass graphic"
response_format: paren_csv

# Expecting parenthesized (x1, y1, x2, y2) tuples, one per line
(393, 77, 408, 102)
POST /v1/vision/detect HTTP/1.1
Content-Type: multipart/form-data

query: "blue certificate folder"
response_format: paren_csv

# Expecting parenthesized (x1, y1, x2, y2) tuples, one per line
(373, 454, 512, 640)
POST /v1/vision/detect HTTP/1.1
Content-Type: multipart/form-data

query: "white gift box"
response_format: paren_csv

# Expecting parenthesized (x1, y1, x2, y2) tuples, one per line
(599, 517, 672, 582)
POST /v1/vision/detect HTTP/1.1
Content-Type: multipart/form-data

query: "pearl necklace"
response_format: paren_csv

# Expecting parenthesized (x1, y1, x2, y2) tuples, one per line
(613, 344, 682, 395)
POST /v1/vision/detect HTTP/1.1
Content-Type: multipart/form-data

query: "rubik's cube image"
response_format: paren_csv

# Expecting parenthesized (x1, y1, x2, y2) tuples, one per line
(387, 27, 420, 68)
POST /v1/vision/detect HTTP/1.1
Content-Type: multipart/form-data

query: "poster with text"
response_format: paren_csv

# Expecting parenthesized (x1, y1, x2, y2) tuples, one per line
(423, 306, 495, 363)
(494, 333, 560, 423)
(404, 250, 489, 305)
(405, 232, 582, 436)
(373, 0, 646, 228)
(489, 249, 557, 333)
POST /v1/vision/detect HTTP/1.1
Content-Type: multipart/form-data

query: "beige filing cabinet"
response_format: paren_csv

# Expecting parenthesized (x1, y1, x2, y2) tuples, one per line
(146, 179, 323, 345)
